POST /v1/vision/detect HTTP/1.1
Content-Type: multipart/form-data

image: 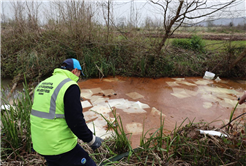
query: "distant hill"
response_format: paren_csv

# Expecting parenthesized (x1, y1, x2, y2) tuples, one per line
(196, 17, 246, 27)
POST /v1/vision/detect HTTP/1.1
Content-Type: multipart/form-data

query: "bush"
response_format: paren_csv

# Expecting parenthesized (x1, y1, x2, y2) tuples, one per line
(190, 35, 205, 53)
(171, 38, 191, 50)
(171, 35, 205, 53)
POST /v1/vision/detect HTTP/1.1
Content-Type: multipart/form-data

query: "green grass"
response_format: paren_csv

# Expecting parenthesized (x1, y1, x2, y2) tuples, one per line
(167, 38, 246, 52)
(228, 102, 239, 130)
(175, 26, 246, 34)
(204, 40, 246, 52)
(1, 78, 33, 161)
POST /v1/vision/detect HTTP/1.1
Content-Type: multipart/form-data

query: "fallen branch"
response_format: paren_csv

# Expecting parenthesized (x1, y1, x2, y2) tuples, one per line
(7, 74, 21, 99)
(95, 63, 104, 80)
(7, 83, 18, 100)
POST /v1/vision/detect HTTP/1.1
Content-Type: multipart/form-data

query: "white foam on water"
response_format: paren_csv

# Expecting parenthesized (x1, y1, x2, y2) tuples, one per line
(172, 88, 186, 94)
(166, 81, 180, 87)
(101, 89, 116, 96)
(136, 101, 150, 109)
(89, 96, 106, 105)
(171, 93, 188, 99)
(103, 78, 120, 82)
(215, 93, 236, 100)
(172, 78, 185, 81)
(90, 96, 109, 106)
(123, 107, 147, 114)
(107, 99, 150, 113)
(223, 98, 238, 107)
(177, 81, 197, 86)
(81, 100, 92, 108)
(194, 79, 213, 85)
(151, 107, 166, 117)
(86, 123, 114, 139)
(83, 110, 100, 122)
(185, 89, 198, 96)
(171, 88, 192, 99)
(203, 86, 221, 93)
(80, 89, 93, 99)
(90, 88, 103, 94)
(201, 94, 219, 102)
(89, 105, 112, 115)
(126, 92, 144, 100)
(107, 98, 127, 108)
(203, 102, 213, 109)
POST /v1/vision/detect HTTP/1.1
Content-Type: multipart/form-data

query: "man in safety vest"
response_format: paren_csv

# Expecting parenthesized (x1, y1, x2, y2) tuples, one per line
(30, 58, 102, 166)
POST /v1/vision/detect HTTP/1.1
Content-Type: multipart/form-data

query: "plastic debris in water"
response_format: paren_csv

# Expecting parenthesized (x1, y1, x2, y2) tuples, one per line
(199, 130, 227, 137)
(215, 76, 221, 82)
(1, 105, 16, 111)
(203, 71, 215, 80)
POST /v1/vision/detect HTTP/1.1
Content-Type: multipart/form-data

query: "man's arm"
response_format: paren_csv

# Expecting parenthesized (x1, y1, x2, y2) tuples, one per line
(64, 85, 94, 143)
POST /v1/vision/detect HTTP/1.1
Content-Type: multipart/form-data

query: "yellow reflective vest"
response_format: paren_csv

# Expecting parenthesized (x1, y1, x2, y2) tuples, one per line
(31, 68, 79, 155)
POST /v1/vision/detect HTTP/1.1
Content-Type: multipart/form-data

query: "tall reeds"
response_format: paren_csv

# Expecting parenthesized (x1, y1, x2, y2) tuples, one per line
(1, 79, 33, 161)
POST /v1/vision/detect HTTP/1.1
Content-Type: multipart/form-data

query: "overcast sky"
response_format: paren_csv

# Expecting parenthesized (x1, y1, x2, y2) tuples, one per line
(1, 0, 246, 26)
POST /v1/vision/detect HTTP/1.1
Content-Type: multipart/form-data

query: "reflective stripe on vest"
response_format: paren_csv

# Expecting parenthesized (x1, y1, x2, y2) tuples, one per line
(31, 78, 71, 119)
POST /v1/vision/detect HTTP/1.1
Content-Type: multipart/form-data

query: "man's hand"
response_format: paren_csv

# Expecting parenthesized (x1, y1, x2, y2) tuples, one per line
(238, 91, 246, 105)
(90, 136, 103, 150)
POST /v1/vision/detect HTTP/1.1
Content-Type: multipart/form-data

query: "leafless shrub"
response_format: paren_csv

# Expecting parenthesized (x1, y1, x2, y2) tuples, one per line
(10, 1, 42, 34)
(46, 0, 100, 42)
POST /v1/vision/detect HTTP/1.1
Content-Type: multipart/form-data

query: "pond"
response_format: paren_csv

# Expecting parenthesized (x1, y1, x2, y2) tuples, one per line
(78, 76, 246, 148)
(1, 76, 245, 149)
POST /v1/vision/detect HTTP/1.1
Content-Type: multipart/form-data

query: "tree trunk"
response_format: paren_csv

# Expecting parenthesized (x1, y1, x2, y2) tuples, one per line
(157, 32, 169, 55)
(229, 48, 246, 70)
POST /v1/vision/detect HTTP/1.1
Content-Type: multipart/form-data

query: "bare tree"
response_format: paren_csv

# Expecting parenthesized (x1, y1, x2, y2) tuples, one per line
(51, 0, 97, 41)
(99, 0, 113, 43)
(10, 1, 42, 33)
(25, 1, 42, 30)
(11, 1, 26, 33)
(1, 2, 6, 24)
(148, 0, 240, 54)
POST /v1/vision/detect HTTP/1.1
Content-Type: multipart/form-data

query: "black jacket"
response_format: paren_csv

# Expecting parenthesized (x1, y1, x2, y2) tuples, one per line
(64, 85, 93, 143)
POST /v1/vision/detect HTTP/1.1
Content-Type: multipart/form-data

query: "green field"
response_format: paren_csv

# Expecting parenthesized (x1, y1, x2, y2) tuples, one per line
(167, 38, 246, 52)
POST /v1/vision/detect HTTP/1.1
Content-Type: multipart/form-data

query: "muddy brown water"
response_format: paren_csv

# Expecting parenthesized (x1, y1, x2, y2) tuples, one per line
(78, 76, 246, 149)
(1, 77, 246, 149)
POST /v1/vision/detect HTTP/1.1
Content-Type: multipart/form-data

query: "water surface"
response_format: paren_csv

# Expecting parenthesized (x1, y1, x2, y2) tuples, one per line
(78, 76, 246, 148)
(2, 76, 245, 149)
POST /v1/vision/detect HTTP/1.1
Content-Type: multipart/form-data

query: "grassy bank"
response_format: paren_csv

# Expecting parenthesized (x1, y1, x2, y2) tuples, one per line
(2, 22, 246, 87)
